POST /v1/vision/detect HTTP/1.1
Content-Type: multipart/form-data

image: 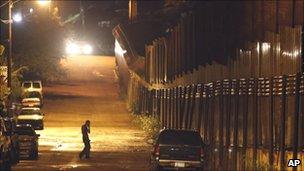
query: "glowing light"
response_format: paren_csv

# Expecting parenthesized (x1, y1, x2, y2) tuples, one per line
(29, 8, 34, 13)
(66, 42, 80, 55)
(82, 44, 93, 55)
(262, 42, 270, 52)
(37, 0, 51, 6)
(115, 39, 127, 56)
(13, 13, 22, 23)
(282, 49, 301, 58)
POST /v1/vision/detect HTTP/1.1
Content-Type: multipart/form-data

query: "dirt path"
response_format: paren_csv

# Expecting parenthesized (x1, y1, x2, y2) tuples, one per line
(12, 56, 150, 171)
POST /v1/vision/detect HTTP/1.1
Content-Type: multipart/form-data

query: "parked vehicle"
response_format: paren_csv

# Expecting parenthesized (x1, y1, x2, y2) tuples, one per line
(150, 129, 205, 171)
(0, 117, 13, 170)
(17, 108, 44, 130)
(21, 91, 43, 107)
(21, 81, 43, 95)
(15, 124, 39, 159)
(3, 117, 20, 165)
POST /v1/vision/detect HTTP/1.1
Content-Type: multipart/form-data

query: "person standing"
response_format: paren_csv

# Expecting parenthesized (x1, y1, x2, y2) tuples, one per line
(79, 120, 91, 159)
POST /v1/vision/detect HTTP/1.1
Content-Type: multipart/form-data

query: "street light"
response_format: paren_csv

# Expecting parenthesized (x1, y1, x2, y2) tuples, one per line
(2, 0, 52, 116)
(12, 13, 22, 23)
(37, 0, 51, 6)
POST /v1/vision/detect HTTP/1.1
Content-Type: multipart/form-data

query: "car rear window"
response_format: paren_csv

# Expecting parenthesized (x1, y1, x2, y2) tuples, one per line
(33, 82, 41, 88)
(158, 130, 202, 146)
(16, 129, 35, 136)
(23, 82, 31, 88)
(24, 92, 41, 98)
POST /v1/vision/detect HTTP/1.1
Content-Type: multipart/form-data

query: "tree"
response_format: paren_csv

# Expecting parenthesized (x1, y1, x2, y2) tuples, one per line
(12, 14, 66, 82)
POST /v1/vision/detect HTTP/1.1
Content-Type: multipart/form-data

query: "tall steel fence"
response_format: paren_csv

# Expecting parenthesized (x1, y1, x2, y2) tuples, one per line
(128, 72, 304, 170)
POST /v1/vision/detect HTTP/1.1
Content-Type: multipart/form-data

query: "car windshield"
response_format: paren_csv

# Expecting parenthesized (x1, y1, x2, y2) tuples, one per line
(23, 82, 31, 88)
(16, 128, 35, 135)
(33, 82, 40, 88)
(20, 110, 42, 115)
(158, 130, 202, 146)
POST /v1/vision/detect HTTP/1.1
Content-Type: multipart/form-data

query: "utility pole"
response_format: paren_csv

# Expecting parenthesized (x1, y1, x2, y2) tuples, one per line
(80, 0, 85, 35)
(129, 0, 137, 22)
(7, 0, 12, 116)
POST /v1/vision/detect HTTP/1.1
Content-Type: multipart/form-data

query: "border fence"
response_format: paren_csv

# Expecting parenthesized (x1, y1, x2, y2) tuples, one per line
(127, 71, 304, 170)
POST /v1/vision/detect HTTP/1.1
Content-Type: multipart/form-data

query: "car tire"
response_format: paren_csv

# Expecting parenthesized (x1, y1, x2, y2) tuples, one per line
(155, 165, 163, 171)
(195, 167, 203, 171)
(1, 150, 11, 171)
(10, 148, 18, 165)
(31, 149, 38, 160)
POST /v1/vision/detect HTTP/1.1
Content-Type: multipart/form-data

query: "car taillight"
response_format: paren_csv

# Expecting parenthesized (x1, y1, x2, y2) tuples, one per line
(154, 145, 160, 156)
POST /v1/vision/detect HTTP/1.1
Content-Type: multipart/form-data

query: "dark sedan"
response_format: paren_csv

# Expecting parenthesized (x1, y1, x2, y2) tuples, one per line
(150, 129, 205, 171)
(15, 124, 39, 159)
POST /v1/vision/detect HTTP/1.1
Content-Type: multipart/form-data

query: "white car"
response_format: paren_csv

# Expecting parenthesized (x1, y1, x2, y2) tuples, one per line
(21, 91, 43, 107)
(21, 81, 42, 95)
(17, 108, 44, 130)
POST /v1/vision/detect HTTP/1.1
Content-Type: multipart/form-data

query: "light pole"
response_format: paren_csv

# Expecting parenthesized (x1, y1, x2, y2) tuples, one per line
(2, 0, 51, 115)
(7, 0, 13, 115)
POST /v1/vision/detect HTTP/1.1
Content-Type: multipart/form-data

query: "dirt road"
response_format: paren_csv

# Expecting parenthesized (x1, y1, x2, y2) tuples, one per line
(12, 56, 150, 171)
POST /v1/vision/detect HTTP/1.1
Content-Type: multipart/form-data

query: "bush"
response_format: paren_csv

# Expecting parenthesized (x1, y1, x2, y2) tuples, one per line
(132, 114, 161, 140)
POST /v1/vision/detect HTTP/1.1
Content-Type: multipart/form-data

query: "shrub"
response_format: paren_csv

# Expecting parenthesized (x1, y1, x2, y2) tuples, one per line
(132, 114, 161, 140)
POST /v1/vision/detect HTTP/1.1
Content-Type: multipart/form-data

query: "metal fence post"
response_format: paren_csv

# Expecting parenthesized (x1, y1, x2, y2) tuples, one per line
(242, 78, 249, 170)
(174, 87, 178, 129)
(292, 73, 301, 171)
(161, 89, 165, 128)
(169, 88, 173, 128)
(180, 87, 186, 129)
(176, 87, 181, 129)
(197, 84, 203, 132)
(188, 85, 197, 129)
(225, 80, 232, 169)
(269, 77, 274, 169)
(164, 89, 168, 128)
(167, 89, 171, 128)
(204, 85, 210, 143)
(253, 78, 258, 170)
(182, 86, 190, 129)
(219, 80, 224, 170)
(280, 75, 287, 170)
(233, 79, 240, 170)
(209, 83, 215, 170)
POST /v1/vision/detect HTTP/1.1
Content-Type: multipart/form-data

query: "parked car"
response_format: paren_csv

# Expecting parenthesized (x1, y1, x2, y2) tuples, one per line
(17, 108, 44, 130)
(21, 81, 43, 95)
(0, 117, 13, 170)
(21, 91, 43, 107)
(150, 129, 205, 171)
(15, 124, 39, 159)
(3, 117, 19, 165)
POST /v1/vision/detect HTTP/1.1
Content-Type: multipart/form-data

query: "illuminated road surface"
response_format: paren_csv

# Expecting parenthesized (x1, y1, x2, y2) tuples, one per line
(13, 56, 150, 171)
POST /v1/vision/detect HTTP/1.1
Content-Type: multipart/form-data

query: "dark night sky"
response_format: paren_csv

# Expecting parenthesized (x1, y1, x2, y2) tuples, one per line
(0, 0, 163, 55)
(0, 0, 130, 55)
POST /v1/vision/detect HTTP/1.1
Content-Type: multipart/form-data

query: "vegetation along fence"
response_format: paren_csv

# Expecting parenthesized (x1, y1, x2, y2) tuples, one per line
(128, 72, 304, 170)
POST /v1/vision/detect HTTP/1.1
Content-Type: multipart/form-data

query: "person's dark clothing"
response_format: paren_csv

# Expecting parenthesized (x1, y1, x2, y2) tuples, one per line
(82, 124, 90, 142)
(79, 124, 90, 159)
